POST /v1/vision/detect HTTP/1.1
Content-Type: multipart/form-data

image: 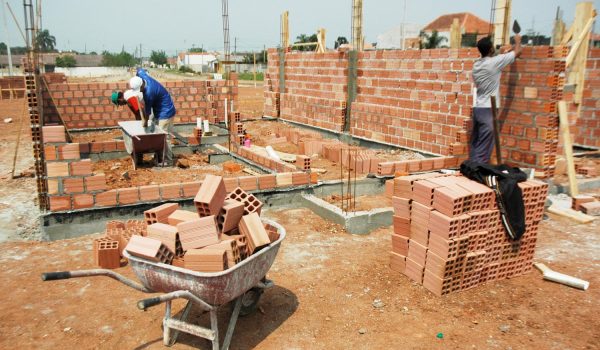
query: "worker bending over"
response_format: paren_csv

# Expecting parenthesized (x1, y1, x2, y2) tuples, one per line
(129, 68, 177, 164)
(470, 34, 522, 163)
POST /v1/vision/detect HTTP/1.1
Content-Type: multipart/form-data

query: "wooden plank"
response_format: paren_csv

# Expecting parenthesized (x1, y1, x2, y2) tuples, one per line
(547, 205, 595, 223)
(567, 3, 595, 104)
(450, 18, 461, 49)
(558, 101, 579, 197)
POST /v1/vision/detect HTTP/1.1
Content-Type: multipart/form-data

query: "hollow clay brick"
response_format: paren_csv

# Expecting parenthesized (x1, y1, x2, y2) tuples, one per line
(389, 252, 406, 273)
(73, 193, 94, 209)
(144, 203, 179, 225)
(42, 125, 66, 143)
(167, 210, 199, 226)
(85, 174, 108, 192)
(257, 174, 277, 190)
(95, 190, 117, 207)
(226, 187, 264, 215)
(181, 181, 202, 197)
(194, 175, 227, 216)
(238, 212, 271, 255)
(125, 235, 174, 264)
(63, 177, 85, 194)
(147, 223, 181, 256)
(183, 247, 227, 272)
(177, 216, 220, 251)
(139, 185, 160, 202)
(238, 176, 258, 191)
(70, 159, 93, 176)
(49, 195, 71, 211)
(218, 199, 245, 233)
(46, 162, 70, 177)
(161, 183, 182, 200)
(117, 187, 140, 205)
(93, 238, 120, 269)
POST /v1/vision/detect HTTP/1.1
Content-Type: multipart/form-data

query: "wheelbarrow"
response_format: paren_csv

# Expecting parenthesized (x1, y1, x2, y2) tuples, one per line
(42, 219, 286, 350)
(118, 120, 168, 169)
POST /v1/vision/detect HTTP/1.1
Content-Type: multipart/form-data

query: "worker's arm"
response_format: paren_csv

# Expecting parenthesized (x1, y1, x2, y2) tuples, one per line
(513, 34, 522, 58)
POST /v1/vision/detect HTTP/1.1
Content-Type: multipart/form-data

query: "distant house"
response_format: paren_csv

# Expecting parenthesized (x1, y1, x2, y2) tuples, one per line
(377, 23, 422, 49)
(0, 53, 102, 72)
(422, 12, 491, 47)
(177, 52, 218, 73)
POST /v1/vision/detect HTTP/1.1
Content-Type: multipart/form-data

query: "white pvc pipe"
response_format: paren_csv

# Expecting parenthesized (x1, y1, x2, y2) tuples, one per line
(265, 146, 281, 161)
(203, 120, 210, 133)
(535, 263, 589, 290)
(196, 117, 202, 129)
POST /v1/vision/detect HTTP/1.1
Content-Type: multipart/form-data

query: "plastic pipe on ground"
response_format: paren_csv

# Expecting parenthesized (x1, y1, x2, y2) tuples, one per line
(534, 263, 589, 290)
(265, 146, 281, 161)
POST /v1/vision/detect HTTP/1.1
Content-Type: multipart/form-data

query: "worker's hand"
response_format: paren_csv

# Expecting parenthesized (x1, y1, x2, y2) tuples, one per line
(514, 34, 522, 44)
(499, 45, 513, 54)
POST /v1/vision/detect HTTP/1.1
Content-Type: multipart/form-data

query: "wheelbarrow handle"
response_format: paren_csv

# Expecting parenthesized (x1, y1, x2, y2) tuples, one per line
(137, 297, 163, 310)
(41, 269, 152, 293)
(137, 290, 213, 312)
(41, 271, 71, 281)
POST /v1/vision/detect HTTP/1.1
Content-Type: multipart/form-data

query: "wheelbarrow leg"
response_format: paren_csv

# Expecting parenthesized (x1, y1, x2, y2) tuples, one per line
(222, 297, 243, 350)
(165, 300, 193, 347)
(210, 309, 219, 350)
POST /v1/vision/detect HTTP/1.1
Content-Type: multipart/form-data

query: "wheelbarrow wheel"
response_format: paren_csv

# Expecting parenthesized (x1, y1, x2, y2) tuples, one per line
(239, 287, 263, 316)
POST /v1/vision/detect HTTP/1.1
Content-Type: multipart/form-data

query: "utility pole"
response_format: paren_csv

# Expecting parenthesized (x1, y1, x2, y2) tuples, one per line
(2, 1, 13, 75)
(253, 51, 256, 87)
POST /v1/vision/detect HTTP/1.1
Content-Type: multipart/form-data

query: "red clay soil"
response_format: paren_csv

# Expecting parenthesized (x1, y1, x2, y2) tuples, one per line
(71, 129, 122, 143)
(0, 207, 598, 349)
(94, 153, 246, 189)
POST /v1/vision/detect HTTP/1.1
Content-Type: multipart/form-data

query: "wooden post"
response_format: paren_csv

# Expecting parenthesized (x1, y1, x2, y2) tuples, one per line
(558, 101, 579, 197)
(316, 28, 327, 53)
(493, 0, 512, 47)
(567, 2, 594, 104)
(280, 11, 289, 49)
(450, 18, 462, 49)
(352, 0, 363, 51)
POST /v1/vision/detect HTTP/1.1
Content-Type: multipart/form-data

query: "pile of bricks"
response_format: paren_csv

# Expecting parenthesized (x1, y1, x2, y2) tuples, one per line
(42, 76, 238, 128)
(0, 76, 26, 99)
(123, 175, 280, 272)
(236, 145, 297, 173)
(188, 127, 203, 146)
(93, 219, 147, 269)
(572, 194, 600, 215)
(390, 173, 547, 296)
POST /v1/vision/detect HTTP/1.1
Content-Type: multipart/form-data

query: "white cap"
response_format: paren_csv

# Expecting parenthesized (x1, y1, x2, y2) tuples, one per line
(129, 76, 143, 92)
(123, 89, 143, 102)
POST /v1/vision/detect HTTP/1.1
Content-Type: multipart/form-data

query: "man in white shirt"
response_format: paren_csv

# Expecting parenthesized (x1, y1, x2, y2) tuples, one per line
(470, 34, 522, 163)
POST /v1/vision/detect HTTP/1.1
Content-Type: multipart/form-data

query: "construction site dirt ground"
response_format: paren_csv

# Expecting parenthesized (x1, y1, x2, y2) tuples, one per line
(1, 92, 600, 349)
(0, 208, 598, 349)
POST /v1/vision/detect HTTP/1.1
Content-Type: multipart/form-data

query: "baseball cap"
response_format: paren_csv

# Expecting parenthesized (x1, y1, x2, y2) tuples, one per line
(129, 76, 143, 92)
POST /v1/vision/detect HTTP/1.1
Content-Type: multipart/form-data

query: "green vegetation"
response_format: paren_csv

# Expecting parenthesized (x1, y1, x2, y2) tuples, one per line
(178, 65, 195, 73)
(294, 33, 318, 51)
(55, 55, 76, 67)
(35, 29, 57, 52)
(237, 71, 264, 81)
(242, 50, 267, 64)
(334, 36, 348, 49)
(101, 50, 138, 67)
(150, 50, 168, 66)
(419, 30, 448, 49)
(189, 47, 206, 53)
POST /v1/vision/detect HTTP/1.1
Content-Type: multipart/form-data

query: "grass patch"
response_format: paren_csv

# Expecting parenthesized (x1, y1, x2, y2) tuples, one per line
(237, 72, 264, 81)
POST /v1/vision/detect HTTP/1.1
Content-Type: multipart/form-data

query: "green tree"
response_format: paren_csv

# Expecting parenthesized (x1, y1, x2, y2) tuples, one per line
(0, 42, 6, 54)
(294, 33, 318, 51)
(334, 36, 348, 49)
(150, 50, 168, 66)
(55, 55, 76, 67)
(419, 30, 447, 49)
(189, 47, 205, 53)
(89, 51, 98, 55)
(242, 50, 267, 64)
(101, 50, 138, 67)
(35, 29, 56, 52)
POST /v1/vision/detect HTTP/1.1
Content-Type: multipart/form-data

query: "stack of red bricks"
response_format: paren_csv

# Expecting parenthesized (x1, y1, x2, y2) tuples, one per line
(123, 175, 280, 272)
(575, 48, 600, 148)
(0, 76, 26, 99)
(272, 51, 349, 131)
(263, 49, 281, 117)
(572, 194, 600, 216)
(93, 219, 147, 269)
(390, 173, 547, 296)
(236, 145, 298, 173)
(42, 76, 238, 128)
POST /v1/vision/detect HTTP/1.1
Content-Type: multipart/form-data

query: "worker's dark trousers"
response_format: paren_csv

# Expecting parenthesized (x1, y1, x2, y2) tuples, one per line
(469, 107, 494, 163)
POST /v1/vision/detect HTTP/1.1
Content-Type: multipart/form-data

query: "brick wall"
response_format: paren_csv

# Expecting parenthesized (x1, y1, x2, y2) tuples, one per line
(265, 47, 568, 176)
(42, 74, 239, 129)
(575, 48, 600, 148)
(0, 76, 26, 99)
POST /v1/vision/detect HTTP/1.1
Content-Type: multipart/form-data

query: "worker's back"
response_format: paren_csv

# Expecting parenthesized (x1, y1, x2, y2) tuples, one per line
(137, 68, 176, 120)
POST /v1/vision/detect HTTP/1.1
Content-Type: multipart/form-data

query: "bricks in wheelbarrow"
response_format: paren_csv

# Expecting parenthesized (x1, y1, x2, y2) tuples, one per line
(147, 223, 183, 256)
(223, 234, 248, 260)
(238, 212, 271, 255)
(580, 201, 600, 216)
(125, 235, 174, 264)
(93, 237, 120, 269)
(176, 216, 220, 251)
(167, 210, 199, 226)
(194, 175, 227, 217)
(144, 203, 179, 225)
(226, 187, 264, 215)
(207, 239, 240, 268)
(184, 248, 227, 272)
(217, 199, 245, 233)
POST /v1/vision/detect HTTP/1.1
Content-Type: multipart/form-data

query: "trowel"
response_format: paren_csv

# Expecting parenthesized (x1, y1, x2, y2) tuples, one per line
(512, 20, 521, 34)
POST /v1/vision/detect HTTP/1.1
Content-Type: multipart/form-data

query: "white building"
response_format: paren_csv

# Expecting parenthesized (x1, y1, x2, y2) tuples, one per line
(377, 23, 422, 49)
(177, 52, 218, 73)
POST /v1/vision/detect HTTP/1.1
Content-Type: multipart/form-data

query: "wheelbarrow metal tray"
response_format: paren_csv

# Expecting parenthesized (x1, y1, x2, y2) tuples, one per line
(124, 219, 285, 306)
(118, 120, 167, 155)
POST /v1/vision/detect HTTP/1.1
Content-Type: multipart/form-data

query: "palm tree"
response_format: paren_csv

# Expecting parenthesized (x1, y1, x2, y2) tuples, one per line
(35, 29, 56, 52)
(419, 30, 448, 49)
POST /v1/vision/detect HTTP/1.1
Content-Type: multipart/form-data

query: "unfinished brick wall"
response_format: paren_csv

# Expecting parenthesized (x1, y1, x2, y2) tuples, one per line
(265, 47, 567, 175)
(575, 48, 600, 148)
(0, 76, 26, 99)
(42, 74, 238, 129)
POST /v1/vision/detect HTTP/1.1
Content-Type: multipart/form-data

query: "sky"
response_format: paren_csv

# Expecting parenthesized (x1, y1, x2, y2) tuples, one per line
(1, 0, 598, 56)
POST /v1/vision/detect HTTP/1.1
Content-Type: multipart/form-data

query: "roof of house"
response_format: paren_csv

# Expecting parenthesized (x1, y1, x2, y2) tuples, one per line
(423, 12, 491, 35)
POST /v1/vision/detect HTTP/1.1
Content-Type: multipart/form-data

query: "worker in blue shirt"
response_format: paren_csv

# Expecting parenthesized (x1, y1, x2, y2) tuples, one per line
(129, 68, 176, 164)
